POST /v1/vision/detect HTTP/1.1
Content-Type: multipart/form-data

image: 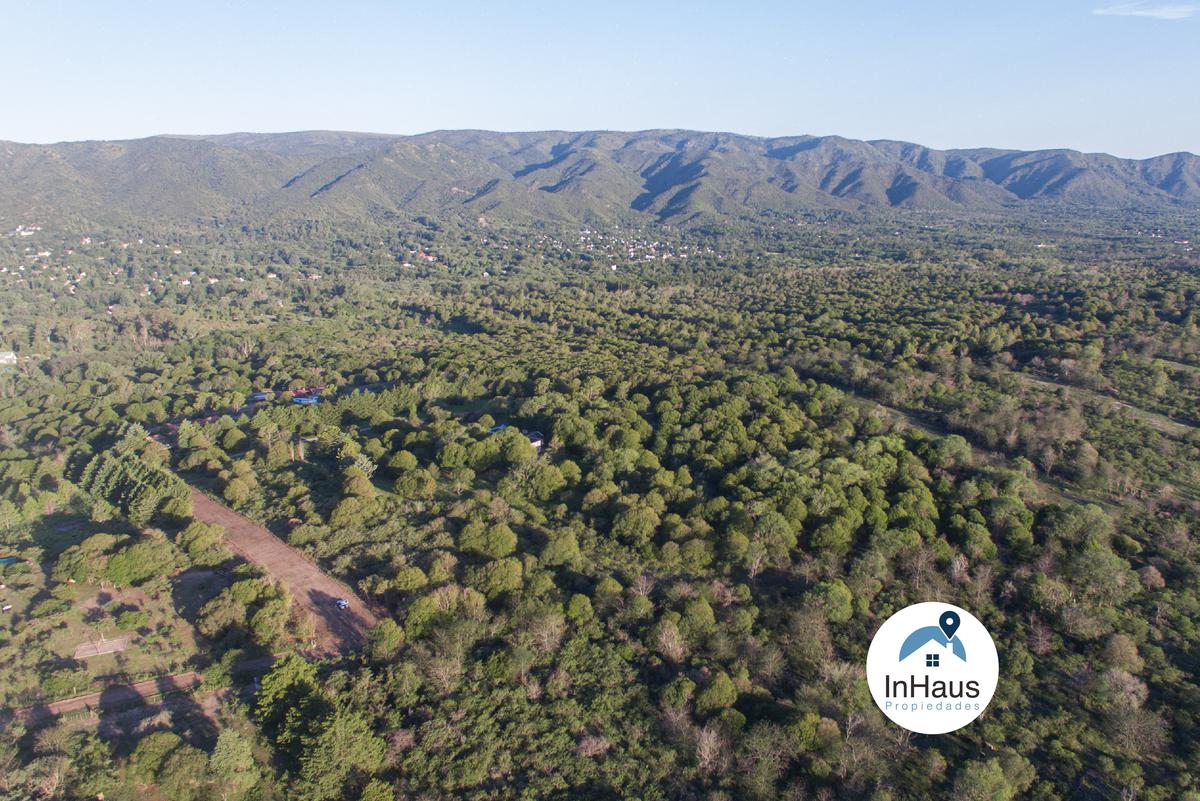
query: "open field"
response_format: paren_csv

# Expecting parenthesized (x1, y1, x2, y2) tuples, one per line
(0, 546, 202, 710)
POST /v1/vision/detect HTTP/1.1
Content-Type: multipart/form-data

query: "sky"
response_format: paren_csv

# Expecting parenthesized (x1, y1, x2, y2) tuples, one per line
(2, 0, 1197, 158)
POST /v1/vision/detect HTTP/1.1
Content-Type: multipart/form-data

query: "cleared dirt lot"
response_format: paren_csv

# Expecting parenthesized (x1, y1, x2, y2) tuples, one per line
(188, 489, 377, 656)
(73, 636, 131, 659)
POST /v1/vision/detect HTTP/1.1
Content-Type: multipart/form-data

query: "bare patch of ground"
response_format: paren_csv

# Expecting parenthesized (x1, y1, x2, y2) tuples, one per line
(187, 489, 377, 656)
(73, 636, 131, 659)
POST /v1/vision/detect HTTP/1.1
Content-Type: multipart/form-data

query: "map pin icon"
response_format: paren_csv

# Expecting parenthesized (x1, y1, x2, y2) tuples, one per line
(939, 610, 961, 641)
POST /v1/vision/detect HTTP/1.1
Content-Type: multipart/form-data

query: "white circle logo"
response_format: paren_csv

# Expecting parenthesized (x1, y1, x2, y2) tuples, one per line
(866, 602, 998, 734)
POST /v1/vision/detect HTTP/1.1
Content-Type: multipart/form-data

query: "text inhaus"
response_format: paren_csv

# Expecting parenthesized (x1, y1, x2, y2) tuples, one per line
(885, 674, 981, 699)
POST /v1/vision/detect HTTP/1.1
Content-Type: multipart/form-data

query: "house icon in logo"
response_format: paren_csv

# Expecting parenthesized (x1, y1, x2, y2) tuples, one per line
(867, 603, 999, 734)
(898, 610, 967, 667)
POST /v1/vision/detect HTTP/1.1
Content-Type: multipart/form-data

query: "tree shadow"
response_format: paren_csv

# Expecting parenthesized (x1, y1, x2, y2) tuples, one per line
(170, 566, 232, 621)
(305, 588, 371, 655)
(26, 510, 137, 560)
(97, 675, 220, 753)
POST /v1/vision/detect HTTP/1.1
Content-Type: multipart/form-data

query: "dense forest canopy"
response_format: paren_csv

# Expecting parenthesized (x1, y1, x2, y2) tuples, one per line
(0, 202, 1198, 801)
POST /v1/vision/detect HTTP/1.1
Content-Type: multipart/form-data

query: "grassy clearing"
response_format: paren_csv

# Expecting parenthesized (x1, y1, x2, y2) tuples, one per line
(0, 515, 202, 710)
(1017, 370, 1196, 439)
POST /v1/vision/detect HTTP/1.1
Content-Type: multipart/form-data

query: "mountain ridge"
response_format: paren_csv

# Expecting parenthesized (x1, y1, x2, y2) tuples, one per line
(3, 129, 1198, 225)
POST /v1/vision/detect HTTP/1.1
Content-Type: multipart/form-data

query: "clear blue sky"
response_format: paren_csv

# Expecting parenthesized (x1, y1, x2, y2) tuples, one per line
(4, 0, 1197, 157)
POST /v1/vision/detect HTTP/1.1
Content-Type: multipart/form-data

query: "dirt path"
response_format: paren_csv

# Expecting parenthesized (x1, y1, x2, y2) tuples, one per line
(14, 672, 202, 727)
(188, 489, 377, 656)
(1160, 357, 1200, 376)
(1015, 371, 1196, 438)
(7, 655, 278, 731)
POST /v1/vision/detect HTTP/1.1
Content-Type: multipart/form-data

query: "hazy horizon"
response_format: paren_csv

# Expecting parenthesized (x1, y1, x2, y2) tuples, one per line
(8, 126, 1199, 161)
(3, 1, 1197, 159)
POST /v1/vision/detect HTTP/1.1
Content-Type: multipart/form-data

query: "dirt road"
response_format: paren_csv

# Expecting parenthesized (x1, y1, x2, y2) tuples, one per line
(1015, 370, 1196, 438)
(7, 656, 278, 731)
(14, 672, 202, 727)
(188, 489, 377, 655)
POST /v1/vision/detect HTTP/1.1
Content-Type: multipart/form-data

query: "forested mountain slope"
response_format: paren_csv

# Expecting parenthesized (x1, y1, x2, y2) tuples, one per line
(3, 129, 1198, 225)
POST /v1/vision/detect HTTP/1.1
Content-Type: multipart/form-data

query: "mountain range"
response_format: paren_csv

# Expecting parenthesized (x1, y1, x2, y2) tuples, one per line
(3, 129, 1198, 226)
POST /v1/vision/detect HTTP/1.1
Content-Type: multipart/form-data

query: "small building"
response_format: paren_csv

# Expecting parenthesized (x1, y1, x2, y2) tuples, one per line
(0, 351, 15, 367)
(145, 433, 171, 449)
